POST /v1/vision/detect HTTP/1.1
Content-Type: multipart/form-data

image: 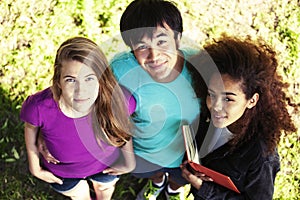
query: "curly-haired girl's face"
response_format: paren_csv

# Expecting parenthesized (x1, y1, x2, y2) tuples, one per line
(206, 73, 258, 129)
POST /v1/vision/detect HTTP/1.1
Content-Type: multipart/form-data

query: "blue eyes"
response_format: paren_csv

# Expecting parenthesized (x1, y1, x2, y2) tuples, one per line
(65, 76, 96, 83)
(85, 77, 95, 81)
(66, 78, 76, 83)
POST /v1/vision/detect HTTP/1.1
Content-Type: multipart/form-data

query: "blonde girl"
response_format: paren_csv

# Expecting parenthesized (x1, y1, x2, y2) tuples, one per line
(21, 37, 135, 200)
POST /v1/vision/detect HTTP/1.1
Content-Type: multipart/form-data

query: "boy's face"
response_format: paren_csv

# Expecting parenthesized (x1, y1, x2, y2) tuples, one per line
(131, 24, 181, 82)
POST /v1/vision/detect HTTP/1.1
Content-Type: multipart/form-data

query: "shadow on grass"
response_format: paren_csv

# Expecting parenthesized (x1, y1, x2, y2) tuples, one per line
(113, 174, 147, 200)
(0, 86, 66, 199)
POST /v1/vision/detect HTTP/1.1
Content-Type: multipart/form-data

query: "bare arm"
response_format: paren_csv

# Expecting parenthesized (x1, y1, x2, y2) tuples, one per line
(103, 138, 136, 175)
(24, 122, 62, 184)
(37, 131, 60, 164)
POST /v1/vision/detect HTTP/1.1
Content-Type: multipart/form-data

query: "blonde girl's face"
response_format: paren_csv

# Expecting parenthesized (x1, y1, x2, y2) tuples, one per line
(206, 73, 258, 129)
(58, 60, 99, 117)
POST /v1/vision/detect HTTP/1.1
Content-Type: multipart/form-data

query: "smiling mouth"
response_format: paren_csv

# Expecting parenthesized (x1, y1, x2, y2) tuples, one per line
(74, 98, 89, 103)
(213, 114, 227, 120)
(146, 61, 167, 69)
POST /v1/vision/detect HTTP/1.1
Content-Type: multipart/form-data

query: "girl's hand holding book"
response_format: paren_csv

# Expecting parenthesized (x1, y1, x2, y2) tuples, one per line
(180, 161, 213, 190)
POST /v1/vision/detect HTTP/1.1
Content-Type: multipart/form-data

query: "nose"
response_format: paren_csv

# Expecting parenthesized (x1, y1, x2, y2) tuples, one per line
(148, 47, 160, 61)
(212, 98, 223, 112)
(74, 81, 86, 95)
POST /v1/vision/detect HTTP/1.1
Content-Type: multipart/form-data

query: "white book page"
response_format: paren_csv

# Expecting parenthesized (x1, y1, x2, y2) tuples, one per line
(182, 125, 200, 164)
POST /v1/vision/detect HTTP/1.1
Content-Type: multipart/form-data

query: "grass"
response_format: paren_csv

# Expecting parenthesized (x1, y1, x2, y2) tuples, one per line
(0, 0, 299, 199)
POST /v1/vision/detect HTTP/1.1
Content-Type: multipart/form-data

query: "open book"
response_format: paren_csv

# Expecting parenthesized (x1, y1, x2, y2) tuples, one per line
(182, 125, 240, 194)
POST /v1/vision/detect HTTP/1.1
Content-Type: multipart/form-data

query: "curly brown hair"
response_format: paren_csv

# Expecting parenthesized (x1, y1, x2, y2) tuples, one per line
(189, 36, 297, 154)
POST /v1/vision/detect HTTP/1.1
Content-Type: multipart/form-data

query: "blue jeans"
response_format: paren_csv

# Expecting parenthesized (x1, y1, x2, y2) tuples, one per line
(131, 155, 188, 186)
(51, 172, 119, 192)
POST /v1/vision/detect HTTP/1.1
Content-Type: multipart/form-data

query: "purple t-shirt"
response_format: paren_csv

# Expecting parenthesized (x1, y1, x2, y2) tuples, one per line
(20, 88, 135, 178)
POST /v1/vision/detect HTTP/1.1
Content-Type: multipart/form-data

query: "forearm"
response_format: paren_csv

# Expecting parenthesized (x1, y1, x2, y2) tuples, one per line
(120, 138, 136, 171)
(26, 148, 42, 175)
(23, 123, 62, 184)
(24, 122, 41, 175)
(103, 138, 136, 175)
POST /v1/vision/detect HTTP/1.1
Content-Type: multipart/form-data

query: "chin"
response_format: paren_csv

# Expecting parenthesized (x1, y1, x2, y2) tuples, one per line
(212, 121, 227, 128)
(74, 106, 91, 113)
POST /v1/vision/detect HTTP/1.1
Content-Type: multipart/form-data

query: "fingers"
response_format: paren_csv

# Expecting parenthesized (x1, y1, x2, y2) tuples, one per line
(103, 167, 125, 176)
(38, 145, 60, 164)
(180, 162, 193, 176)
(181, 165, 193, 180)
(181, 166, 204, 190)
(103, 168, 121, 176)
(37, 137, 60, 164)
(201, 176, 214, 182)
(193, 172, 213, 181)
(45, 154, 60, 164)
(51, 176, 63, 185)
(37, 169, 63, 185)
(46, 173, 63, 184)
(180, 163, 213, 182)
(102, 168, 111, 174)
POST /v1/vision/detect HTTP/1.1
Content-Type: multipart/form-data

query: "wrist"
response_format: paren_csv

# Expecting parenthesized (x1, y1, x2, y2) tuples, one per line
(29, 165, 42, 176)
(193, 179, 203, 190)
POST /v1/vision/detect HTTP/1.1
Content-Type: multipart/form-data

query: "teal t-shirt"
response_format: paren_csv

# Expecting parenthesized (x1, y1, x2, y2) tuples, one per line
(110, 49, 200, 167)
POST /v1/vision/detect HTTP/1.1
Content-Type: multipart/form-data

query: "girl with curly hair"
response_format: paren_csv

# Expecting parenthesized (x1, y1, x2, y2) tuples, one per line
(182, 36, 297, 199)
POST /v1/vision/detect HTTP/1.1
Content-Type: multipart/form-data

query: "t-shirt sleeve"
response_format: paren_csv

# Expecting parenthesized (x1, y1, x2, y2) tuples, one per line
(120, 85, 136, 115)
(20, 95, 40, 127)
(110, 53, 125, 81)
(110, 51, 139, 82)
(110, 52, 137, 115)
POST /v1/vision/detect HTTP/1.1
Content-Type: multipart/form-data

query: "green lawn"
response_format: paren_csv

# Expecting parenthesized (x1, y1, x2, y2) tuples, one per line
(1, 0, 299, 199)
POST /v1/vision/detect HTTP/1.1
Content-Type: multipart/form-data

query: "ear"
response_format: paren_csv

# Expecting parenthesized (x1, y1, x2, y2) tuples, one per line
(247, 93, 259, 109)
(56, 81, 62, 91)
(175, 33, 182, 49)
(129, 40, 135, 51)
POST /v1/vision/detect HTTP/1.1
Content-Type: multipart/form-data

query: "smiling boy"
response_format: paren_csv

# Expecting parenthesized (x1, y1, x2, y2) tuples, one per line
(110, 0, 200, 199)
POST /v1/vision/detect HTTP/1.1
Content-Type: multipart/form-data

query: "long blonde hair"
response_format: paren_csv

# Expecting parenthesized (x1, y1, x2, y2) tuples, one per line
(52, 36, 132, 147)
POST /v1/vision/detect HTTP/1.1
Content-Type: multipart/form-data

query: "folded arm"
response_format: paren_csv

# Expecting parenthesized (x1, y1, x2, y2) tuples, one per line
(24, 122, 62, 184)
(103, 138, 136, 175)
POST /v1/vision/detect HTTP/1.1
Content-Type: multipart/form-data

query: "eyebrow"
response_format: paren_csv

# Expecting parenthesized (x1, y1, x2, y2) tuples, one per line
(155, 32, 168, 38)
(135, 32, 168, 44)
(223, 92, 237, 96)
(63, 73, 96, 79)
(63, 75, 75, 79)
(208, 89, 237, 96)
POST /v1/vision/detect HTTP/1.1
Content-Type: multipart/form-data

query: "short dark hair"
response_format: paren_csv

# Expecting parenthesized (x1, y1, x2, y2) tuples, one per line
(120, 0, 183, 47)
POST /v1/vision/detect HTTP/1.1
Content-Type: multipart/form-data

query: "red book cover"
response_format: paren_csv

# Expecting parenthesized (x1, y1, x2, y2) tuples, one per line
(182, 125, 240, 194)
